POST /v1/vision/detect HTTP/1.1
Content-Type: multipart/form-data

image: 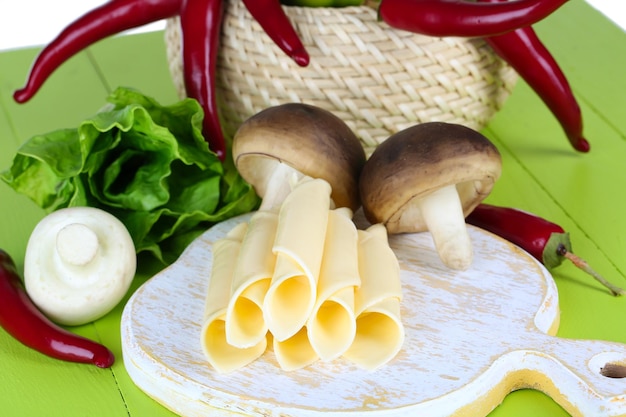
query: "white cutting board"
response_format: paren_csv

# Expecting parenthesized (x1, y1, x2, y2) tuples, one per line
(121, 212, 626, 417)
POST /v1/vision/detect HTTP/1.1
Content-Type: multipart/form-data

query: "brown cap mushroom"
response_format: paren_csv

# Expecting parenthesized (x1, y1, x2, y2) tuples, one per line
(233, 103, 366, 212)
(359, 122, 502, 270)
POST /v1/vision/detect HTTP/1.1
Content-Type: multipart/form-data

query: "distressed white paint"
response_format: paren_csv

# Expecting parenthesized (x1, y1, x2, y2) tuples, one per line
(121, 212, 626, 417)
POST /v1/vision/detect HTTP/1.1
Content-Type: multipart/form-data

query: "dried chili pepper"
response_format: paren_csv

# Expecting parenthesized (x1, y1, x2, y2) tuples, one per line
(13, 0, 181, 104)
(378, 0, 568, 38)
(242, 0, 310, 66)
(466, 204, 624, 296)
(480, 21, 589, 152)
(179, 0, 226, 160)
(0, 249, 115, 368)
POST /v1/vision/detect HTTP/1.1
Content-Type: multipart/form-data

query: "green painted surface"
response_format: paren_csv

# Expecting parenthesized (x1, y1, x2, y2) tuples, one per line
(0, 1, 624, 416)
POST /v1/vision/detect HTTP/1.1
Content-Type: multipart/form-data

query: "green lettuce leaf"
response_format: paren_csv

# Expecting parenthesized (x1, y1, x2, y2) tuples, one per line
(1, 87, 259, 265)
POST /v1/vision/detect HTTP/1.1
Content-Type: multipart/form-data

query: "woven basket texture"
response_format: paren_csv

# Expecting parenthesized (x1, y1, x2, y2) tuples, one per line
(165, 1, 518, 155)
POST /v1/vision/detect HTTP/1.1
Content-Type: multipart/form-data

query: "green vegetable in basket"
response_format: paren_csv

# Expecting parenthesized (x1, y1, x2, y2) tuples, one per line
(280, 0, 364, 6)
(1, 87, 259, 265)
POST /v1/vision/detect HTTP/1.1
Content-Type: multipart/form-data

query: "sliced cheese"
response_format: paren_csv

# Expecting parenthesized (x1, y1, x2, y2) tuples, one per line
(202, 319, 268, 374)
(343, 298, 404, 371)
(307, 207, 359, 361)
(343, 223, 404, 370)
(201, 222, 266, 373)
(203, 223, 248, 320)
(200, 180, 406, 373)
(225, 210, 278, 348)
(308, 287, 356, 361)
(273, 326, 318, 371)
(264, 178, 332, 341)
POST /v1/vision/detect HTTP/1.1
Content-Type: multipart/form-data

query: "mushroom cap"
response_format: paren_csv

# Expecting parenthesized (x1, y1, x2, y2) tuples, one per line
(359, 122, 502, 233)
(233, 103, 366, 211)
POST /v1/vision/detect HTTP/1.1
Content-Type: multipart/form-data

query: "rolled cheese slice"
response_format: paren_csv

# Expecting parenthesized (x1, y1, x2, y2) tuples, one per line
(273, 326, 318, 371)
(225, 210, 278, 348)
(201, 223, 266, 373)
(264, 178, 332, 342)
(307, 207, 360, 361)
(343, 223, 405, 370)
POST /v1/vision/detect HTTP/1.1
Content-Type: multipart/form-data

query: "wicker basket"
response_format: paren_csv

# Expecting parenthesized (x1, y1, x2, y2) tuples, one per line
(165, 1, 518, 155)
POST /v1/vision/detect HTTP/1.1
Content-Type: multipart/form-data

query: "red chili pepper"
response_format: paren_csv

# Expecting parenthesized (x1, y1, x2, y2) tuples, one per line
(466, 204, 625, 296)
(241, 0, 310, 67)
(13, 0, 181, 104)
(480, 23, 589, 152)
(13, 0, 311, 161)
(378, 0, 568, 38)
(0, 249, 115, 368)
(179, 0, 227, 160)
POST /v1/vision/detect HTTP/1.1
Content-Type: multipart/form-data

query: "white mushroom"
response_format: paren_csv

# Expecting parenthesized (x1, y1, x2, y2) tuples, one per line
(24, 206, 136, 326)
(232, 103, 366, 212)
(359, 122, 502, 270)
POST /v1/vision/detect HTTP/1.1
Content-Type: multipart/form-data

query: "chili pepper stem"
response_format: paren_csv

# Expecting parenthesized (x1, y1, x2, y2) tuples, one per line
(557, 245, 626, 296)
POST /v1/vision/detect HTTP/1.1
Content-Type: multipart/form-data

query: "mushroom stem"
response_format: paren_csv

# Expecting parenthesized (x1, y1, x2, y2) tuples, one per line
(258, 162, 308, 212)
(418, 185, 473, 270)
(56, 223, 99, 266)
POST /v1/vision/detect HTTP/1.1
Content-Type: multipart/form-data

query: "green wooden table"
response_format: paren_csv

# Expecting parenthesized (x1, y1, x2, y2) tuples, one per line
(1, 1, 625, 416)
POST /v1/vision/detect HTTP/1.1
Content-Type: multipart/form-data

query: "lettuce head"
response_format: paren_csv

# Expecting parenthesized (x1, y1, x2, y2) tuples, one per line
(1, 87, 260, 265)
